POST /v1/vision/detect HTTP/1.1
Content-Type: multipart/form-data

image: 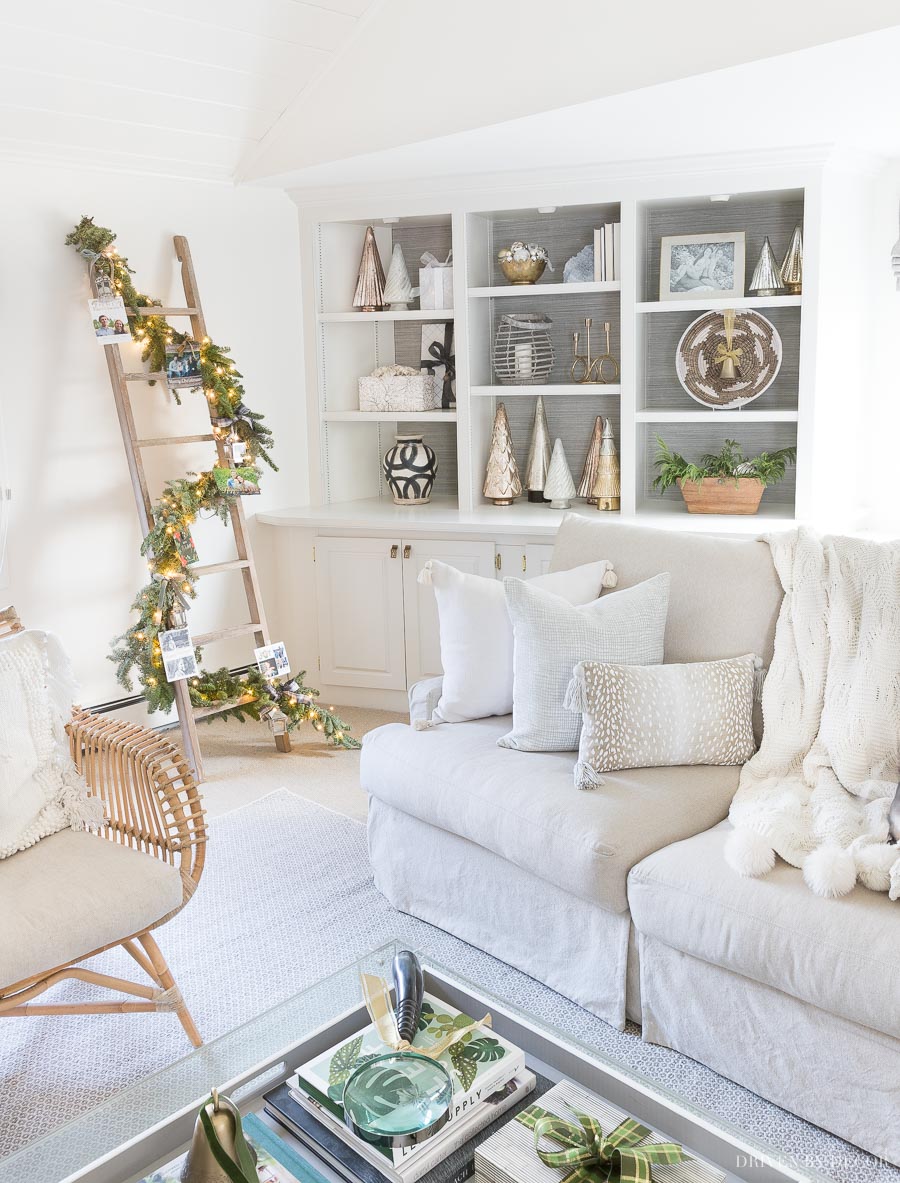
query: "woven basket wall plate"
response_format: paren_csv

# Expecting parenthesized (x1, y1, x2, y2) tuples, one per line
(675, 309, 783, 409)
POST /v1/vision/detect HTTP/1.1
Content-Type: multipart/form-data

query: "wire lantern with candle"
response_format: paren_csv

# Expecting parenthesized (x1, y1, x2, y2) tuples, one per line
(492, 312, 554, 385)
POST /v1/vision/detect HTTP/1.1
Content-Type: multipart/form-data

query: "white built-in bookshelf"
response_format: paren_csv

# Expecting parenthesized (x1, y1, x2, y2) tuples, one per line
(300, 172, 814, 533)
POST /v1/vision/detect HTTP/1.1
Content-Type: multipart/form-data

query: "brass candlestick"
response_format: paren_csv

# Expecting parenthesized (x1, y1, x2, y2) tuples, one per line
(570, 319, 619, 384)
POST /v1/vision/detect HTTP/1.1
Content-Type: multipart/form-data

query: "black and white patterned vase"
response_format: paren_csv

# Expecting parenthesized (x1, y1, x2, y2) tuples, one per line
(382, 435, 437, 505)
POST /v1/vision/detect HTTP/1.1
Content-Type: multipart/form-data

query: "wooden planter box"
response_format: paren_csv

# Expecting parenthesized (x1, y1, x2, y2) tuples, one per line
(677, 476, 765, 515)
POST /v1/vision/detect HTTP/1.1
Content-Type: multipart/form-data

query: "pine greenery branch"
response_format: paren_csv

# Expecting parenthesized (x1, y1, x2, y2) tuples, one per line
(653, 436, 797, 492)
(68, 217, 356, 749)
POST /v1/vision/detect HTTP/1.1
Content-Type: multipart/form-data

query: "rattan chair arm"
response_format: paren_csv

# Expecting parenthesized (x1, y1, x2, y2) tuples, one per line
(68, 710, 207, 893)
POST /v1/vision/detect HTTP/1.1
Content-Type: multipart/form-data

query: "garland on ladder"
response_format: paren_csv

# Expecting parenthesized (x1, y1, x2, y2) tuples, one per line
(66, 217, 359, 748)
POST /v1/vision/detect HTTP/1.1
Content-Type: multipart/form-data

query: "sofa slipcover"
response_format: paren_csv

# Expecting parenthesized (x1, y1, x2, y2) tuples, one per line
(362, 717, 740, 913)
(628, 822, 900, 1039)
(0, 828, 184, 987)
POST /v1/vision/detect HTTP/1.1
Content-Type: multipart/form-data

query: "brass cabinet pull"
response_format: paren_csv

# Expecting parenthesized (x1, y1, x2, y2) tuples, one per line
(522, 554, 527, 572)
(403, 544, 412, 559)
(495, 553, 501, 571)
(390, 544, 399, 559)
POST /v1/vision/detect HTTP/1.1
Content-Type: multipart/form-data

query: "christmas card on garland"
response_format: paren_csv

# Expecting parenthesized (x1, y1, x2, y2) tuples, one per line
(159, 626, 199, 683)
(88, 295, 130, 344)
(165, 341, 202, 389)
(213, 465, 260, 496)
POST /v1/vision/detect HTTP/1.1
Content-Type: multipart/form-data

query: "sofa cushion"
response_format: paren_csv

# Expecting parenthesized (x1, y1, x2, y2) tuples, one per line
(362, 718, 740, 913)
(549, 516, 782, 668)
(628, 822, 900, 1039)
(0, 828, 185, 988)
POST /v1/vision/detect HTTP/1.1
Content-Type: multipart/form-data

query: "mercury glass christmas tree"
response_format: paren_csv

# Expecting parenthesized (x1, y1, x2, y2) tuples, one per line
(525, 395, 552, 502)
(353, 226, 386, 311)
(383, 243, 414, 309)
(544, 439, 576, 509)
(591, 417, 621, 511)
(483, 403, 522, 505)
(577, 416, 604, 505)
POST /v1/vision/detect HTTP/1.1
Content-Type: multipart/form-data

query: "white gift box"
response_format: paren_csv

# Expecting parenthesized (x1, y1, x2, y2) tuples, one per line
(419, 250, 454, 310)
(358, 373, 440, 413)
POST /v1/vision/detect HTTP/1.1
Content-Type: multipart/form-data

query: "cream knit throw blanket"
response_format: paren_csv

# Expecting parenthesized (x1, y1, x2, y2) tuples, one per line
(725, 527, 900, 899)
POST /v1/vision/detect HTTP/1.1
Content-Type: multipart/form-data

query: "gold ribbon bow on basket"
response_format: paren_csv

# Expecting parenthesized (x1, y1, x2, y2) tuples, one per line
(713, 308, 742, 381)
(517, 1104, 687, 1183)
(360, 973, 491, 1056)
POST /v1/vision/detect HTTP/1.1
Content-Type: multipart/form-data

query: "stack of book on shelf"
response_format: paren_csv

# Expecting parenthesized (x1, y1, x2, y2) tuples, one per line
(594, 223, 621, 282)
(264, 992, 546, 1183)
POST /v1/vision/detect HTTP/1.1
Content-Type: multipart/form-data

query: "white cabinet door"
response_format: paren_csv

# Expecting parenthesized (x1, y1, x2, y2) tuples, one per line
(495, 544, 526, 579)
(524, 544, 555, 576)
(402, 538, 496, 685)
(314, 536, 406, 690)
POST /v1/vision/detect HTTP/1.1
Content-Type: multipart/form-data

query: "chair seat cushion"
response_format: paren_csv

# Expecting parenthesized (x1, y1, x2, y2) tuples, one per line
(628, 822, 900, 1038)
(361, 718, 740, 913)
(0, 829, 184, 988)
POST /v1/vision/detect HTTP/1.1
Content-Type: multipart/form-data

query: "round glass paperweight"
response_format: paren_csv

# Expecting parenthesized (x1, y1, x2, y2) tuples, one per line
(342, 1052, 453, 1148)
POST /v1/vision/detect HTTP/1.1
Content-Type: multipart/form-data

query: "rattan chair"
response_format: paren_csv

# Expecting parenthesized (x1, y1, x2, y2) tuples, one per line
(0, 607, 207, 1047)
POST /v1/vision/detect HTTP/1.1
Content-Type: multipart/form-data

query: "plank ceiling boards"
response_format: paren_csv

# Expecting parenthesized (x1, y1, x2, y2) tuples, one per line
(0, 0, 379, 182)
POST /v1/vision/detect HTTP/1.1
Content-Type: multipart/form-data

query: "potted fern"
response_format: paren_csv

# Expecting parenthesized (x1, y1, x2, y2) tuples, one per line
(653, 437, 797, 515)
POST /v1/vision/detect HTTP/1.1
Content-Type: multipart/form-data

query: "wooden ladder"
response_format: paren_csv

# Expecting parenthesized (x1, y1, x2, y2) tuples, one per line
(92, 234, 290, 782)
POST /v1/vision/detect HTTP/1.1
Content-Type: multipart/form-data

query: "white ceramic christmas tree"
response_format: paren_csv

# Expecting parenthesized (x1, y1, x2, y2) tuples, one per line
(383, 243, 414, 310)
(544, 438, 576, 509)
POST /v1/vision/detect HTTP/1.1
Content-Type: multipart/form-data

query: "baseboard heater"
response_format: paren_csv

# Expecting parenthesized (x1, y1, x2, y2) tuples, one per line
(87, 664, 255, 724)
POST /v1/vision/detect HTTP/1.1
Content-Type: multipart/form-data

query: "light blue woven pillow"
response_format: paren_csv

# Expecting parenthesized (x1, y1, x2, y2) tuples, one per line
(497, 573, 671, 752)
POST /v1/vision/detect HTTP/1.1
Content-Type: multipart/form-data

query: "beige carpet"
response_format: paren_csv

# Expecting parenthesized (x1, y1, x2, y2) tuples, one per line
(182, 705, 405, 820)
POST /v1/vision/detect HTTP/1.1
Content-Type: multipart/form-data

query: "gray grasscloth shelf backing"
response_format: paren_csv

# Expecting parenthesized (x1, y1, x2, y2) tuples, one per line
(487, 207, 620, 287)
(642, 195, 805, 303)
(642, 306, 800, 412)
(640, 421, 798, 507)
(504, 397, 621, 499)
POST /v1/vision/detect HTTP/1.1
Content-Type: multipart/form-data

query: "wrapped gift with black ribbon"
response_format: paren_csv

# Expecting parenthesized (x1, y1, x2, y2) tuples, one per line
(421, 322, 456, 409)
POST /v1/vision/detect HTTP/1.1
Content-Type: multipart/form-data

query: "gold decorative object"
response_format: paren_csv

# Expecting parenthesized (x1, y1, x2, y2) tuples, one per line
(591, 417, 620, 511)
(353, 226, 386, 312)
(483, 402, 522, 505)
(748, 237, 784, 297)
(525, 395, 552, 503)
(675, 309, 782, 409)
(570, 319, 619, 384)
(780, 225, 803, 294)
(181, 1090, 256, 1183)
(497, 242, 551, 285)
(578, 416, 604, 504)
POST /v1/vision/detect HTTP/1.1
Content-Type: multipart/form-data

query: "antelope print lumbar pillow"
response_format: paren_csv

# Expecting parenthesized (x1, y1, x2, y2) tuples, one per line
(565, 654, 759, 789)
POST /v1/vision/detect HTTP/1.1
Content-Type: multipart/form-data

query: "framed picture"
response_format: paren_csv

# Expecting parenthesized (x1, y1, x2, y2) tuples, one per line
(159, 626, 199, 683)
(659, 231, 745, 301)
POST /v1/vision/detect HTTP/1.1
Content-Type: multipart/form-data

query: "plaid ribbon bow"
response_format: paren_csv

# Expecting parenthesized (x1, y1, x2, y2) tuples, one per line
(519, 1105, 686, 1183)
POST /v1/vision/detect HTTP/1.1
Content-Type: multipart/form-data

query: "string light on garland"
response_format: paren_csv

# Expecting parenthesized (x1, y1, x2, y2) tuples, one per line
(68, 216, 358, 750)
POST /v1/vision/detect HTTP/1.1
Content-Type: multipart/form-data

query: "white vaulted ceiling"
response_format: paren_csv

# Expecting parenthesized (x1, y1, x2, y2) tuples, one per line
(0, 0, 380, 182)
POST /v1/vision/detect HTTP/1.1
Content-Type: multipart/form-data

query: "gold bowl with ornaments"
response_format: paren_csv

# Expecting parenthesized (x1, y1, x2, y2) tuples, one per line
(498, 242, 550, 285)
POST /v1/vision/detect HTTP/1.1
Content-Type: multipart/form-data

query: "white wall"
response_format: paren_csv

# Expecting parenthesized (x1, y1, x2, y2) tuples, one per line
(0, 161, 308, 706)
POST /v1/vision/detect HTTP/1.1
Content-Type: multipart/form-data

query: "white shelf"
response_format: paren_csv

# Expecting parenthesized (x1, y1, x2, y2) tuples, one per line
(636, 409, 799, 424)
(258, 496, 568, 537)
(468, 281, 620, 298)
(318, 309, 454, 322)
(635, 295, 801, 314)
(635, 500, 797, 533)
(471, 384, 621, 398)
(322, 410, 457, 423)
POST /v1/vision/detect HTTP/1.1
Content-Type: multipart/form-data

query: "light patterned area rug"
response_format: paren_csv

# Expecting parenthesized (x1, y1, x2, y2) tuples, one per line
(0, 791, 895, 1182)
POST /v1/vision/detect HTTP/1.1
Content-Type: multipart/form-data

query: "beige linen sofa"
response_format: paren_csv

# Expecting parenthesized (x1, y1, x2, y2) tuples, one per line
(361, 515, 900, 1165)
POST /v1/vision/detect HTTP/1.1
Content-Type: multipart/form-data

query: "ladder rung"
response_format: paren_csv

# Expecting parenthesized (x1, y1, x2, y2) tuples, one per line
(127, 306, 199, 317)
(193, 692, 257, 720)
(193, 623, 263, 646)
(135, 434, 215, 447)
(193, 560, 251, 577)
(123, 371, 167, 382)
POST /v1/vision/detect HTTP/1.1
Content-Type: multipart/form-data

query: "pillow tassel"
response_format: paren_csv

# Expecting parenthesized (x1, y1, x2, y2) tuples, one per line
(601, 567, 618, 589)
(563, 672, 589, 714)
(753, 656, 766, 701)
(417, 561, 434, 587)
(574, 761, 605, 790)
(412, 718, 439, 731)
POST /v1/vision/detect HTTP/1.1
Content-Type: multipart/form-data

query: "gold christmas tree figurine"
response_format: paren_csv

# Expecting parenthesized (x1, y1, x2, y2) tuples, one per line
(483, 402, 522, 505)
(591, 417, 620, 511)
(353, 226, 386, 312)
(578, 416, 604, 505)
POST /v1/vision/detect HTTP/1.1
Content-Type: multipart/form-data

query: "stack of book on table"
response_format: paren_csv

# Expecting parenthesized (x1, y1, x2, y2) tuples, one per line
(264, 992, 545, 1183)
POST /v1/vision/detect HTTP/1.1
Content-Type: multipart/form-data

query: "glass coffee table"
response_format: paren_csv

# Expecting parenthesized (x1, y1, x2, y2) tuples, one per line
(0, 943, 830, 1183)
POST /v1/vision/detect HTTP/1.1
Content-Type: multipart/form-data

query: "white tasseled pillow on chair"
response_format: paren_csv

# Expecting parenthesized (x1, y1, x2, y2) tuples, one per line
(0, 630, 103, 859)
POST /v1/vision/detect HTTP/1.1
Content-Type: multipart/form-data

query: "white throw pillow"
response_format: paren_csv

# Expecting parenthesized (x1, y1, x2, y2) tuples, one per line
(566, 655, 758, 789)
(498, 574, 671, 752)
(418, 558, 617, 723)
(0, 630, 103, 859)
